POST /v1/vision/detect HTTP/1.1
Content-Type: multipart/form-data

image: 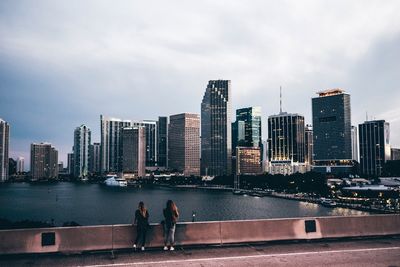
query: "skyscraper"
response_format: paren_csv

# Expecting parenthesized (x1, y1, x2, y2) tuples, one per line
(233, 107, 262, 148)
(201, 80, 232, 176)
(132, 120, 158, 168)
(100, 115, 132, 173)
(359, 120, 390, 176)
(122, 127, 146, 177)
(0, 118, 10, 182)
(89, 143, 101, 175)
(351, 125, 359, 162)
(30, 143, 58, 180)
(157, 116, 168, 169)
(312, 89, 353, 174)
(268, 112, 306, 175)
(101, 115, 158, 173)
(168, 113, 200, 176)
(236, 147, 262, 175)
(305, 125, 313, 170)
(17, 157, 24, 173)
(73, 125, 91, 179)
(67, 152, 74, 175)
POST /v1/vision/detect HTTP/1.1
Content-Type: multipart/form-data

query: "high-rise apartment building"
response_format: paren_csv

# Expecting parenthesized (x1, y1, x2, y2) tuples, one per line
(30, 143, 58, 180)
(201, 80, 232, 176)
(168, 113, 200, 176)
(0, 119, 10, 182)
(73, 125, 91, 179)
(67, 152, 74, 175)
(17, 157, 24, 173)
(157, 117, 168, 169)
(305, 125, 313, 170)
(268, 112, 306, 175)
(122, 127, 146, 177)
(312, 89, 353, 174)
(89, 142, 101, 175)
(359, 120, 390, 176)
(100, 115, 132, 173)
(132, 120, 158, 168)
(101, 115, 158, 173)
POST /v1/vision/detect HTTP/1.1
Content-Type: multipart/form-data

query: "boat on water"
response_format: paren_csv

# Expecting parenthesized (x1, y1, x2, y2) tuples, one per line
(319, 198, 337, 207)
(104, 176, 128, 187)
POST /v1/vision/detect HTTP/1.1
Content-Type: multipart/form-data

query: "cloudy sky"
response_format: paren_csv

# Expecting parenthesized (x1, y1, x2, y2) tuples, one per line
(1, 0, 400, 168)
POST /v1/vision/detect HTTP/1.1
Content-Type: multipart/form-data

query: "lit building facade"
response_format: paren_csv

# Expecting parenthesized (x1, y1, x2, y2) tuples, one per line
(169, 113, 200, 176)
(122, 127, 146, 177)
(0, 118, 10, 182)
(73, 124, 91, 179)
(268, 112, 306, 175)
(236, 147, 262, 175)
(30, 143, 58, 180)
(201, 80, 232, 176)
(359, 120, 390, 176)
(312, 89, 353, 174)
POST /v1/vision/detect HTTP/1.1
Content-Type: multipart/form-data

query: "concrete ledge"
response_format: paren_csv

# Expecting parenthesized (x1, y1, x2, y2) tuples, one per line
(0, 215, 399, 255)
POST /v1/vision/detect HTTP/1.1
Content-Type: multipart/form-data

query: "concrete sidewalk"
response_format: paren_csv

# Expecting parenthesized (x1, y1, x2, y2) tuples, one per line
(2, 237, 400, 267)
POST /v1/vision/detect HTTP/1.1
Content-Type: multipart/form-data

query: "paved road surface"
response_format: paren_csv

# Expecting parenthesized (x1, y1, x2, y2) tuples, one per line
(1, 237, 400, 267)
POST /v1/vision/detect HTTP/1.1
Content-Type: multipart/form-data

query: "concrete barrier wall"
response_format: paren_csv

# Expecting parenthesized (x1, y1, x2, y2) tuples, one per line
(0, 215, 399, 255)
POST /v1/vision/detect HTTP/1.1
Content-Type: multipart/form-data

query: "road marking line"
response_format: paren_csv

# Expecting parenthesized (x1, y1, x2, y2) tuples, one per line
(80, 246, 400, 267)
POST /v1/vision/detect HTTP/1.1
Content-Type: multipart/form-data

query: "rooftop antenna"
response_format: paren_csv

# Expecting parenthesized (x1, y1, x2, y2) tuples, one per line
(366, 111, 368, 122)
(280, 86, 282, 113)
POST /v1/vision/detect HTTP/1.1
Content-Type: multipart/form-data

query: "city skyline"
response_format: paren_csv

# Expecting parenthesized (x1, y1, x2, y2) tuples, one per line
(1, 1, 400, 166)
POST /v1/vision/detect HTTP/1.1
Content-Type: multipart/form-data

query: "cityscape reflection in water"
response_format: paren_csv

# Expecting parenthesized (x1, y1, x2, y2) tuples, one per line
(0, 183, 369, 226)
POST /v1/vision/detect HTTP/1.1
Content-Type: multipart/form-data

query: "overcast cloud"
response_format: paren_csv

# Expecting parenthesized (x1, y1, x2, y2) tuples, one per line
(1, 0, 400, 168)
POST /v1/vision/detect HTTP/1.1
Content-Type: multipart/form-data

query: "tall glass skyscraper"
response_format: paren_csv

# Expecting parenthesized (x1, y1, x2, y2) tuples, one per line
(0, 118, 10, 182)
(73, 124, 91, 179)
(100, 115, 131, 173)
(268, 112, 306, 174)
(233, 107, 262, 148)
(157, 116, 168, 168)
(359, 120, 390, 176)
(201, 80, 232, 176)
(122, 126, 146, 177)
(312, 89, 353, 174)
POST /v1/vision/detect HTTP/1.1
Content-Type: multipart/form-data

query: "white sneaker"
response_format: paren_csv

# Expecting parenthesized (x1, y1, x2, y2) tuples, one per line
(163, 246, 168, 251)
(170, 246, 175, 251)
(141, 247, 145, 251)
(133, 244, 137, 250)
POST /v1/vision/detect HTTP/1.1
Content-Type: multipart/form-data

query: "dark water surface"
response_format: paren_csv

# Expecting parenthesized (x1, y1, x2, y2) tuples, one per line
(0, 182, 368, 226)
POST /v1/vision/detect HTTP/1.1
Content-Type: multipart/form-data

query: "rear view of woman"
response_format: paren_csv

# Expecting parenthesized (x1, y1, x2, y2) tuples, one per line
(163, 200, 179, 251)
(133, 201, 149, 251)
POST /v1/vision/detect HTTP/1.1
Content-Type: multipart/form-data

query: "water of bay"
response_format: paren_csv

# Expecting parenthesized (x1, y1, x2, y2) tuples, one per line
(0, 182, 368, 226)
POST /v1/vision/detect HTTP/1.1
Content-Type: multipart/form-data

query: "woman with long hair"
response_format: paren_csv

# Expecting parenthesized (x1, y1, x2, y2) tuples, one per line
(133, 201, 149, 251)
(163, 200, 179, 251)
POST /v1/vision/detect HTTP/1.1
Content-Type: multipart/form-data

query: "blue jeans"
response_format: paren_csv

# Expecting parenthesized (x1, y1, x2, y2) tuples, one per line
(164, 223, 176, 246)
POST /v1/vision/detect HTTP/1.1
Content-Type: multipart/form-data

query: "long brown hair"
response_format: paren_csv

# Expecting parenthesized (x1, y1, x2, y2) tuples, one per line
(138, 201, 147, 217)
(166, 200, 179, 216)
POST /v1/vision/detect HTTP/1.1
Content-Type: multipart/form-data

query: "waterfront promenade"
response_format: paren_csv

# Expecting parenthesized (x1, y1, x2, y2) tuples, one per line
(2, 236, 400, 266)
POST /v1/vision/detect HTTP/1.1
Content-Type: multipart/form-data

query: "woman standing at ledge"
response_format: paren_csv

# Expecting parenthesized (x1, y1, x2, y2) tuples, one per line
(133, 201, 149, 251)
(163, 200, 179, 251)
